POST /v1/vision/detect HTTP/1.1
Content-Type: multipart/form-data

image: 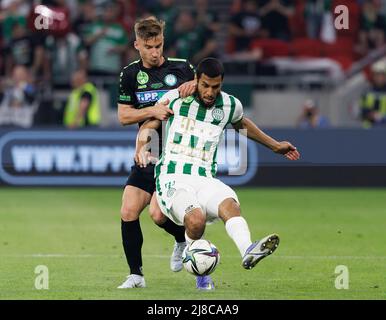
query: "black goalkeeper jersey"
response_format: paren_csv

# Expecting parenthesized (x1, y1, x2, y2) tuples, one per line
(118, 57, 195, 118)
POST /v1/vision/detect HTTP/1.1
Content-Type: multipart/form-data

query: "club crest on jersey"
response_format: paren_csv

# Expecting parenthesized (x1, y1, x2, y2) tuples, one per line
(212, 108, 224, 121)
(164, 74, 177, 86)
(137, 71, 149, 85)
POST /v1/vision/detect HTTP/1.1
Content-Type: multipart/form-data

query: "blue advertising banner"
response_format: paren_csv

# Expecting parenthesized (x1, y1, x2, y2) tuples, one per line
(0, 128, 385, 187)
(0, 128, 257, 187)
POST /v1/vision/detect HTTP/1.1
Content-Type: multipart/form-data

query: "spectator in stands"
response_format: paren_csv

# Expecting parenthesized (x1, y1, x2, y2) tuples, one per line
(194, 0, 220, 33)
(229, 0, 264, 52)
(360, 60, 386, 128)
(304, 0, 332, 40)
(4, 22, 46, 78)
(297, 99, 330, 129)
(150, 0, 179, 52)
(82, 1, 128, 76)
(63, 69, 101, 129)
(1, 65, 36, 108)
(172, 10, 217, 65)
(0, 65, 37, 127)
(1, 0, 30, 44)
(258, 0, 294, 41)
(45, 32, 81, 88)
(73, 0, 98, 71)
(356, 0, 386, 56)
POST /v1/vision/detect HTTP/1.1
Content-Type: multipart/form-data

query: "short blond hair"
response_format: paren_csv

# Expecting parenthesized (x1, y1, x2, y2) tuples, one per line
(134, 17, 165, 40)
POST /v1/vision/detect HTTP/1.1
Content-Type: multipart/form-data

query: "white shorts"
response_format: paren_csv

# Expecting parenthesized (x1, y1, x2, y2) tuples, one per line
(156, 174, 239, 226)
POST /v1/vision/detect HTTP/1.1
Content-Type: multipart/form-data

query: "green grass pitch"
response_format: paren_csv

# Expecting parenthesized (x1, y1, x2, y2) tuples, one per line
(0, 187, 385, 300)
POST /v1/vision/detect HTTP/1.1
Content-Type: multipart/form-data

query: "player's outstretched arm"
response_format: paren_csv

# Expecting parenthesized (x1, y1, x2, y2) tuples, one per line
(118, 100, 173, 125)
(134, 119, 162, 168)
(233, 117, 300, 161)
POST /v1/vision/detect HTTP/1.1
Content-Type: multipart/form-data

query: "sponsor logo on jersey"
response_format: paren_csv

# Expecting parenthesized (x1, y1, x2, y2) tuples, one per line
(151, 82, 164, 89)
(137, 71, 149, 85)
(119, 95, 131, 102)
(164, 74, 177, 86)
(135, 90, 168, 103)
(212, 108, 225, 121)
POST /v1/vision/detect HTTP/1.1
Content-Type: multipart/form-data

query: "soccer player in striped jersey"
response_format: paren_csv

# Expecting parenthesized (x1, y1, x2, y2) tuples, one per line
(135, 58, 300, 290)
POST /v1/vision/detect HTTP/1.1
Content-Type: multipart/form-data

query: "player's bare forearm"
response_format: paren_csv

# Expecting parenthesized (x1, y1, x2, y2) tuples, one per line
(137, 119, 161, 147)
(233, 117, 300, 160)
(117, 104, 153, 125)
(135, 119, 161, 167)
(233, 117, 280, 151)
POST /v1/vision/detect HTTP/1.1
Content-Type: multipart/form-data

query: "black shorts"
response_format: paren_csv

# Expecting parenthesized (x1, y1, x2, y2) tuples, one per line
(125, 163, 156, 195)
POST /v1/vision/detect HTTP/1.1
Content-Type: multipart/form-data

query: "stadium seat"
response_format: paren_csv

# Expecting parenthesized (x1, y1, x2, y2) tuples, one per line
(330, 55, 354, 71)
(322, 38, 354, 57)
(322, 38, 355, 71)
(290, 38, 323, 57)
(251, 39, 290, 58)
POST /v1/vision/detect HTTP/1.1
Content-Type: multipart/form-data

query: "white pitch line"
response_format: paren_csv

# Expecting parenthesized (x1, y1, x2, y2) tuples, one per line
(1, 254, 386, 260)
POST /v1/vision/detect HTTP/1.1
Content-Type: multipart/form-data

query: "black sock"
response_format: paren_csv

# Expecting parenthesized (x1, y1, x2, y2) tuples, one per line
(121, 219, 143, 276)
(157, 218, 186, 243)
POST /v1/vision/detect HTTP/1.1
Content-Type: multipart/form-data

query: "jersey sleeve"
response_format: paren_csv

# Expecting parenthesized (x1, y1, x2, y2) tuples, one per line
(231, 96, 244, 124)
(158, 89, 180, 109)
(117, 67, 135, 105)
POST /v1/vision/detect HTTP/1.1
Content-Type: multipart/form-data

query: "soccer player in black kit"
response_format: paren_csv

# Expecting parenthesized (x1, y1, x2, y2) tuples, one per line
(117, 17, 197, 288)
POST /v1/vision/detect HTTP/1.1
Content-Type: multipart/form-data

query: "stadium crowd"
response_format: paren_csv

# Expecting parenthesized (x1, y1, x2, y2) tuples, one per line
(0, 0, 385, 128)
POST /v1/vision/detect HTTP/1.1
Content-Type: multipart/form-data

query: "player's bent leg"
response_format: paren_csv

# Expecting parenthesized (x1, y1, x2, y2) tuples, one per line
(119, 186, 151, 289)
(121, 185, 151, 222)
(149, 193, 167, 225)
(150, 193, 186, 242)
(217, 197, 280, 270)
(183, 208, 206, 240)
(183, 209, 215, 291)
(149, 193, 187, 272)
(169, 188, 214, 290)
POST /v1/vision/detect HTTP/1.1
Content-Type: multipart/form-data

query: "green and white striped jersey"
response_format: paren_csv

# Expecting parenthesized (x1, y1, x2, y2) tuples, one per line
(155, 89, 243, 179)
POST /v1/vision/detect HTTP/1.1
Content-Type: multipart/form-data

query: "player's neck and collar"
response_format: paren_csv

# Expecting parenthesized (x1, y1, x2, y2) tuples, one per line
(193, 91, 223, 109)
(140, 56, 168, 70)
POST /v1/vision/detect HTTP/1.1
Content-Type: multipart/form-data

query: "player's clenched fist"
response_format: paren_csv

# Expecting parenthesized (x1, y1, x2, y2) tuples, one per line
(150, 99, 173, 121)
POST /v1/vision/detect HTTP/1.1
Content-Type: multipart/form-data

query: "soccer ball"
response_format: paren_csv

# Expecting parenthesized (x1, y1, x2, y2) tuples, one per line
(182, 239, 220, 276)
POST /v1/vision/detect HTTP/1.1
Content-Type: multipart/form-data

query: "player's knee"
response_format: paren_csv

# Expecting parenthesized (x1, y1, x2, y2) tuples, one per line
(218, 198, 241, 222)
(149, 205, 166, 224)
(184, 210, 205, 238)
(120, 203, 141, 221)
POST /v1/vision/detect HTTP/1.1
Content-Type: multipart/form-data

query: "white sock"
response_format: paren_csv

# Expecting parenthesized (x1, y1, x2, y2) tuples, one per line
(225, 216, 252, 257)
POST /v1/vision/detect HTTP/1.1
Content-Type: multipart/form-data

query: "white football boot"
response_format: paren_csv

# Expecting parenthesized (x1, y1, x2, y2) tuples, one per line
(117, 274, 146, 288)
(242, 234, 280, 270)
(170, 241, 187, 272)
